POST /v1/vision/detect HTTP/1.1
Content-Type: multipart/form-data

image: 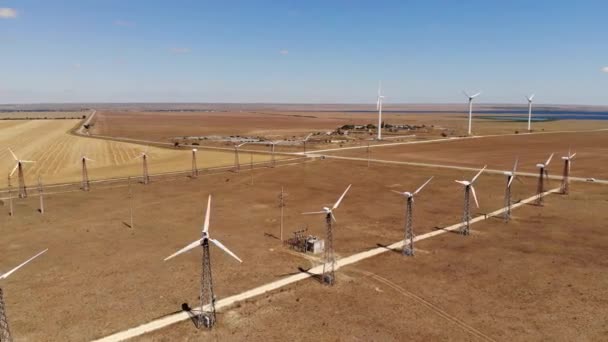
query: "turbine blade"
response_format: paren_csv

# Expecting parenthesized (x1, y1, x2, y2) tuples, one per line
(210, 238, 243, 263)
(512, 157, 519, 174)
(391, 190, 405, 196)
(470, 186, 480, 208)
(570, 152, 576, 159)
(376, 97, 380, 110)
(304, 133, 313, 142)
(237, 142, 248, 148)
(470, 92, 481, 98)
(332, 184, 352, 210)
(529, 94, 535, 101)
(454, 180, 469, 186)
(8, 148, 18, 161)
(10, 164, 18, 177)
(462, 90, 470, 98)
(545, 153, 554, 166)
(202, 195, 211, 234)
(20, 160, 35, 163)
(301, 211, 326, 215)
(164, 239, 202, 261)
(0, 249, 48, 280)
(471, 165, 487, 183)
(507, 175, 515, 188)
(413, 176, 433, 196)
(331, 212, 337, 222)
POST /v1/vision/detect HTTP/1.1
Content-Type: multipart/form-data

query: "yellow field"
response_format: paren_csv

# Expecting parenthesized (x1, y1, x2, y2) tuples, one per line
(0, 120, 269, 188)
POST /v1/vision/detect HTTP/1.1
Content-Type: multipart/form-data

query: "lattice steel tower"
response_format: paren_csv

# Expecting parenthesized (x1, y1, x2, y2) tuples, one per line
(198, 238, 216, 328)
(503, 177, 512, 221)
(560, 151, 576, 195)
(461, 186, 471, 235)
(191, 149, 199, 178)
(16, 164, 27, 199)
(322, 212, 336, 285)
(142, 154, 149, 184)
(403, 198, 415, 256)
(0, 288, 12, 342)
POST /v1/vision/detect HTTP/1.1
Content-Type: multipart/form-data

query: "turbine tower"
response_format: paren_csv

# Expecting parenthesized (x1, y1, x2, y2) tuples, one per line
(164, 195, 242, 329)
(80, 155, 94, 191)
(1, 249, 47, 342)
(535, 153, 553, 205)
(560, 149, 576, 195)
(302, 133, 313, 153)
(132, 147, 150, 184)
(303, 184, 351, 285)
(463, 91, 481, 136)
(376, 82, 385, 140)
(503, 158, 518, 222)
(8, 148, 35, 198)
(233, 142, 247, 173)
(191, 148, 199, 178)
(391, 177, 433, 256)
(269, 141, 279, 168)
(455, 166, 486, 235)
(526, 94, 535, 132)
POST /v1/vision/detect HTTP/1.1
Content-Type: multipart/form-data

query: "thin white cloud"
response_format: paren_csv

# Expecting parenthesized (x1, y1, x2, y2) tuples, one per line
(602, 66, 608, 73)
(279, 49, 289, 55)
(114, 20, 135, 27)
(169, 47, 191, 54)
(0, 8, 17, 19)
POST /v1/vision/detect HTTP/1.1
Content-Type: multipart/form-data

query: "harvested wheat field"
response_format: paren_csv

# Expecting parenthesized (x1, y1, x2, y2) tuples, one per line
(0, 120, 271, 188)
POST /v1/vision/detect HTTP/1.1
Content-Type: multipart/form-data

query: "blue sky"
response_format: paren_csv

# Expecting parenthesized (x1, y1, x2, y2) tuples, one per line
(1, 1, 607, 104)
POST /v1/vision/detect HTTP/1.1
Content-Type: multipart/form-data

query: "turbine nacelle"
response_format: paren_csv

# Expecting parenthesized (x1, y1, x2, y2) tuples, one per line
(302, 185, 352, 222)
(391, 177, 433, 201)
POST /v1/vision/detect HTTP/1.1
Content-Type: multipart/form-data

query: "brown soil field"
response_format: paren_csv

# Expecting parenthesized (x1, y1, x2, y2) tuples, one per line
(327, 130, 608, 180)
(1, 157, 605, 341)
(141, 182, 608, 341)
(91, 110, 607, 144)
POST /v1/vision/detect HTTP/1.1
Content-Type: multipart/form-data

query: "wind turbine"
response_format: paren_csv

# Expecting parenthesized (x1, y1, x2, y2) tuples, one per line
(191, 148, 199, 178)
(391, 177, 433, 256)
(455, 166, 486, 235)
(560, 149, 576, 195)
(132, 147, 150, 184)
(302, 133, 313, 153)
(535, 153, 553, 205)
(526, 94, 535, 132)
(80, 155, 95, 191)
(376, 82, 385, 140)
(463, 91, 481, 136)
(8, 148, 35, 198)
(503, 158, 518, 222)
(233, 142, 247, 173)
(164, 195, 242, 329)
(303, 184, 351, 285)
(0, 249, 47, 341)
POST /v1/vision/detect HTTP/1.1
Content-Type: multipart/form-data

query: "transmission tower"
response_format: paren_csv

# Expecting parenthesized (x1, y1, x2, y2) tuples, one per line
(461, 186, 471, 235)
(403, 198, 414, 256)
(142, 154, 150, 185)
(37, 177, 44, 215)
(82, 158, 90, 191)
(322, 212, 336, 285)
(0, 288, 12, 342)
(191, 149, 199, 178)
(198, 238, 216, 329)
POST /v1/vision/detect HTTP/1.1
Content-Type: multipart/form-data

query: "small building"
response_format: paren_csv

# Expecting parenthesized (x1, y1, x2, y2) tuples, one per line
(306, 237, 325, 254)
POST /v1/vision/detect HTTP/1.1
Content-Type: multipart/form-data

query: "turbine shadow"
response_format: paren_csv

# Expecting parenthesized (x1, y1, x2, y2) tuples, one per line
(122, 221, 133, 229)
(263, 232, 280, 240)
(181, 303, 200, 328)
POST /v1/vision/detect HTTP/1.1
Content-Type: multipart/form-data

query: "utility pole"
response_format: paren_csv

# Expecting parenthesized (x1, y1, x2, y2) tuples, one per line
(128, 177, 134, 229)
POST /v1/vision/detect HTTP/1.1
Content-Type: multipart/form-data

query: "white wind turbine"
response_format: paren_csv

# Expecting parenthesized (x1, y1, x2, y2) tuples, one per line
(80, 155, 95, 191)
(535, 153, 553, 205)
(164, 195, 242, 328)
(463, 91, 481, 136)
(560, 148, 576, 195)
(233, 142, 247, 172)
(503, 158, 518, 222)
(376, 82, 385, 140)
(526, 94, 535, 132)
(0, 249, 48, 341)
(8, 148, 36, 198)
(191, 148, 199, 178)
(131, 147, 150, 184)
(303, 184, 351, 285)
(391, 177, 433, 256)
(455, 166, 486, 235)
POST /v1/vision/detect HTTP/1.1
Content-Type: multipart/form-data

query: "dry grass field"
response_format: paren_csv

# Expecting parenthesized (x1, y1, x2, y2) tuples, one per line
(1, 157, 606, 341)
(0, 120, 271, 188)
